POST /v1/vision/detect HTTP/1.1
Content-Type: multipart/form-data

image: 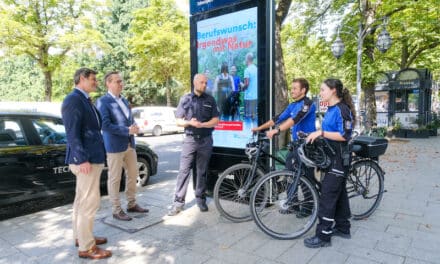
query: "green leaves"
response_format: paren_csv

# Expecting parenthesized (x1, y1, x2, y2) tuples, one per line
(128, 0, 189, 106)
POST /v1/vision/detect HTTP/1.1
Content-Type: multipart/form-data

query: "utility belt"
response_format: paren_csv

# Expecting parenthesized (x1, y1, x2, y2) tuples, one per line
(185, 133, 211, 139)
(327, 140, 351, 168)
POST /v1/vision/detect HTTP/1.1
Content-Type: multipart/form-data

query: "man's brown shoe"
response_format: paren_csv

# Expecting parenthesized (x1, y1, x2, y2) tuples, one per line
(75, 236, 107, 247)
(113, 210, 132, 221)
(78, 245, 112, 259)
(127, 204, 149, 213)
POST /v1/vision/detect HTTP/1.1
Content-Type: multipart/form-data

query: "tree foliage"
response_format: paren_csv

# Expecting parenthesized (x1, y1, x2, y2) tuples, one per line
(128, 0, 189, 106)
(0, 56, 45, 101)
(0, 0, 107, 101)
(280, 0, 440, 127)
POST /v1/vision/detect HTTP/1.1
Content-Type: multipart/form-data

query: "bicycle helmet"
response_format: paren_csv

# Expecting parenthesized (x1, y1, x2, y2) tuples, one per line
(297, 141, 332, 169)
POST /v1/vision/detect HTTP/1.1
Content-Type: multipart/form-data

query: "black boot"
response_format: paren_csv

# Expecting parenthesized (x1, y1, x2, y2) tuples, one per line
(304, 236, 331, 248)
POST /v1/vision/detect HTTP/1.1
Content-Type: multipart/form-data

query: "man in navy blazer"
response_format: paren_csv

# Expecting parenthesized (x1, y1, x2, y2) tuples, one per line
(96, 71, 148, 221)
(62, 68, 111, 259)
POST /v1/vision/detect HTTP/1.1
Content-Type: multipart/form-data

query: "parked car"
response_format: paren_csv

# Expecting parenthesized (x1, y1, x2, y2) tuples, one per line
(132, 106, 184, 136)
(0, 111, 158, 210)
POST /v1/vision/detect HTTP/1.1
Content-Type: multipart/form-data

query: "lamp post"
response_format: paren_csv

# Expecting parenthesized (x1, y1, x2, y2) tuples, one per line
(331, 18, 392, 128)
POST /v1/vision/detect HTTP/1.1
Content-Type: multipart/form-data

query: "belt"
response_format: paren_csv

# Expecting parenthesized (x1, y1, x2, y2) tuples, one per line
(185, 134, 211, 139)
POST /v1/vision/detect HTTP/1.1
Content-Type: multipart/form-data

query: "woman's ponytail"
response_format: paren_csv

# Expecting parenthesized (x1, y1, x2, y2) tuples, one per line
(342, 88, 356, 126)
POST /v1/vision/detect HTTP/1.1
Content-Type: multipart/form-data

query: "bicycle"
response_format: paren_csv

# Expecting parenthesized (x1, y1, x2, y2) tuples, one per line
(213, 132, 286, 222)
(249, 132, 387, 239)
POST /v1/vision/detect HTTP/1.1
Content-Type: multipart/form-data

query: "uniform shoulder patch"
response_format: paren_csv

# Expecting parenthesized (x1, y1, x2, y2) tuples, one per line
(302, 104, 309, 112)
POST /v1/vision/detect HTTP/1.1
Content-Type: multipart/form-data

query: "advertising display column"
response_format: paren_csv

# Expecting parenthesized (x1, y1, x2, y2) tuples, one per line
(197, 7, 259, 148)
(190, 0, 274, 189)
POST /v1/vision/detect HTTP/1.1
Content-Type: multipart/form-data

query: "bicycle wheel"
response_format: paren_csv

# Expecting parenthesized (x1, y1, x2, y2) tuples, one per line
(250, 170, 319, 239)
(214, 163, 265, 222)
(347, 160, 384, 220)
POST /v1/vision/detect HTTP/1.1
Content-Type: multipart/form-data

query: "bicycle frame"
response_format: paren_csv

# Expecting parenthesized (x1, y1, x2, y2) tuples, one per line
(240, 134, 286, 193)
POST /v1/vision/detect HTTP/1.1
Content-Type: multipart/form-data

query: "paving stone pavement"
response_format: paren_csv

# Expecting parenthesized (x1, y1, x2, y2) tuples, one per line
(1, 136, 440, 264)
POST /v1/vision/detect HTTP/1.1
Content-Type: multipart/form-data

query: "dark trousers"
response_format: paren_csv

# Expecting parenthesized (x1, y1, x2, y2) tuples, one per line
(285, 149, 316, 211)
(174, 136, 213, 206)
(315, 170, 351, 241)
(285, 149, 315, 183)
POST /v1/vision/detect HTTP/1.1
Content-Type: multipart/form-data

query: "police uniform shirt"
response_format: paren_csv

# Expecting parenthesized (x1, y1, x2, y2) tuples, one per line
(176, 92, 219, 136)
(273, 97, 317, 141)
(322, 102, 353, 141)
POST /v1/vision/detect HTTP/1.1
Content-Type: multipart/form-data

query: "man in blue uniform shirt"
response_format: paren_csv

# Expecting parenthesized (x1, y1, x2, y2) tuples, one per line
(253, 77, 316, 147)
(253, 78, 316, 216)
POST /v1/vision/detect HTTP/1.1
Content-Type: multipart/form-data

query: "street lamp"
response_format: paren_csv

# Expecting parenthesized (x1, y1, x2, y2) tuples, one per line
(331, 27, 345, 59)
(331, 18, 392, 129)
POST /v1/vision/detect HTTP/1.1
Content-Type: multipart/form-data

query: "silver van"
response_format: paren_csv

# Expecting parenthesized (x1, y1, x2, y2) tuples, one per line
(132, 106, 184, 136)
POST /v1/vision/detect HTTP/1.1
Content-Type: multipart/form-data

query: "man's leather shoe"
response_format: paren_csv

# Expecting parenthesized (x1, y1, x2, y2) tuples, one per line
(197, 201, 208, 212)
(127, 204, 149, 213)
(332, 228, 351, 239)
(113, 210, 132, 221)
(304, 236, 331, 248)
(75, 236, 107, 247)
(78, 245, 112, 259)
(167, 205, 183, 216)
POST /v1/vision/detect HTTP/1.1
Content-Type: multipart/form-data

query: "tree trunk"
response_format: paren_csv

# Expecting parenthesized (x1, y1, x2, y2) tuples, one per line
(364, 82, 376, 130)
(166, 88, 171, 106)
(274, 0, 292, 148)
(43, 70, 52, 102)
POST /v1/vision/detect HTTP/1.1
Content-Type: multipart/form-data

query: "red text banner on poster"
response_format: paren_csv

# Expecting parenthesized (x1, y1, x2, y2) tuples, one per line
(215, 121, 243, 131)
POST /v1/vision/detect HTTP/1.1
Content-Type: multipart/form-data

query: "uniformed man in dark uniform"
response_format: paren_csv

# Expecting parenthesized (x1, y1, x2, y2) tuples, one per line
(168, 73, 219, 216)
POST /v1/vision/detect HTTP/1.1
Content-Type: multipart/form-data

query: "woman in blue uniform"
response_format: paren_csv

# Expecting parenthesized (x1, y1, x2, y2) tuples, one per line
(303, 78, 356, 248)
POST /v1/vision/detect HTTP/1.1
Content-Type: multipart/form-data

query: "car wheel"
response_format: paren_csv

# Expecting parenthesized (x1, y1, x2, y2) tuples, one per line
(152, 126, 162, 136)
(137, 157, 151, 187)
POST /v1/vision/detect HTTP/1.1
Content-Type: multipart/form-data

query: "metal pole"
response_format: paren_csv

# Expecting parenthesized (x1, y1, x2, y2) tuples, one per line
(356, 22, 363, 129)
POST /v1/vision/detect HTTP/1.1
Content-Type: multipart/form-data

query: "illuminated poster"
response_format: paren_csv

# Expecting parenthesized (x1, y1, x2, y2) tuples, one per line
(197, 7, 258, 149)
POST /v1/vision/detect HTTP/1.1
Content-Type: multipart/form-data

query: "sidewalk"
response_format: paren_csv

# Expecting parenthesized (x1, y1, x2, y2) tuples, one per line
(1, 136, 440, 264)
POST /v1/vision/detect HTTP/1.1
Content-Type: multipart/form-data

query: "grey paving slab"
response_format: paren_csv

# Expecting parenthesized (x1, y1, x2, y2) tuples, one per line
(404, 257, 437, 264)
(0, 253, 39, 264)
(405, 247, 440, 264)
(346, 256, 380, 264)
(337, 243, 405, 264)
(309, 248, 349, 264)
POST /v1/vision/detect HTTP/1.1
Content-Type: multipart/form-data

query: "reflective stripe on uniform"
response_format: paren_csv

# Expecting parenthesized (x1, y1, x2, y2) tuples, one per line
(322, 216, 334, 222)
(322, 230, 333, 234)
(331, 168, 344, 174)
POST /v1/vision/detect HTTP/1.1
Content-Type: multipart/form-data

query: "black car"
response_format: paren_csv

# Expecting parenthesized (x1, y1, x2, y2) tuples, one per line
(0, 111, 158, 216)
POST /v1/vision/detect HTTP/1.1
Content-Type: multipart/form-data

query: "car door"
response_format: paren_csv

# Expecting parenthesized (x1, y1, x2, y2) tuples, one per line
(0, 116, 53, 206)
(29, 116, 73, 190)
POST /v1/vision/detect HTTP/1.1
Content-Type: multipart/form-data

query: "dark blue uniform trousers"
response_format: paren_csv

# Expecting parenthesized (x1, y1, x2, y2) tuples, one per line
(174, 136, 213, 206)
(316, 170, 351, 241)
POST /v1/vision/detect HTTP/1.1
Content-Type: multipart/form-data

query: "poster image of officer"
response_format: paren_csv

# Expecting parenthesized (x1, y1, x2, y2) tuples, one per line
(168, 73, 220, 216)
(303, 78, 356, 248)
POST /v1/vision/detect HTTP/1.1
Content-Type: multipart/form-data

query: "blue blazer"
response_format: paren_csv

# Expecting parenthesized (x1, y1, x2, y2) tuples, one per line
(61, 89, 106, 165)
(96, 93, 135, 153)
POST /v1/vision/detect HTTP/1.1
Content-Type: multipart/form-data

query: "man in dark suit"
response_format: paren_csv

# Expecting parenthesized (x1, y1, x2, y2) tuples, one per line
(96, 71, 148, 221)
(61, 68, 112, 259)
